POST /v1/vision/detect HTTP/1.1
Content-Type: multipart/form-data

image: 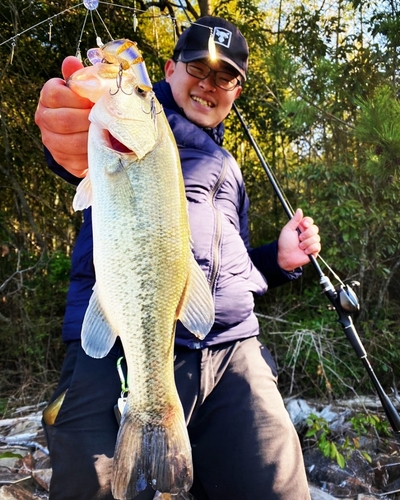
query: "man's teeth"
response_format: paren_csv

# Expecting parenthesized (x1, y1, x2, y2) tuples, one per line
(192, 96, 213, 107)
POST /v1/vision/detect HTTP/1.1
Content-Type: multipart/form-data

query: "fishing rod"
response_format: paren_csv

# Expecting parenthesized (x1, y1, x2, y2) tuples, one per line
(233, 102, 400, 433)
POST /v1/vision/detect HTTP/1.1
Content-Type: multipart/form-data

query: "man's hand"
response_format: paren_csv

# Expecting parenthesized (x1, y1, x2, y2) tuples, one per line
(277, 208, 321, 271)
(35, 56, 93, 178)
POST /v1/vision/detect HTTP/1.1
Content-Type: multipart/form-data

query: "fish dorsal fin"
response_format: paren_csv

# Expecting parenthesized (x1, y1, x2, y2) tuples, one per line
(81, 284, 118, 358)
(177, 255, 215, 340)
(73, 174, 93, 211)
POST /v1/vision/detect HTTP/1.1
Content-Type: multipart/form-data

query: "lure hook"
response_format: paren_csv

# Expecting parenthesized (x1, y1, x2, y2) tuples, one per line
(110, 65, 133, 96)
(141, 93, 162, 127)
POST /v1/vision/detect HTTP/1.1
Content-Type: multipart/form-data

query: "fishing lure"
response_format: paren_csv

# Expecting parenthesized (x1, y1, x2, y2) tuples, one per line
(88, 38, 153, 93)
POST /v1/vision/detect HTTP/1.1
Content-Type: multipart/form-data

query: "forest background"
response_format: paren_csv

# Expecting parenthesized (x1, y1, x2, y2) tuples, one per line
(1, 0, 400, 415)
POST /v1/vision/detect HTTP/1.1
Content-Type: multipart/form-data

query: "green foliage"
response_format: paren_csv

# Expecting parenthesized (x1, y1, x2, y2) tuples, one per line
(306, 414, 347, 468)
(2, 0, 400, 406)
(0, 451, 23, 459)
(355, 85, 400, 180)
(48, 251, 71, 290)
(0, 399, 8, 416)
(305, 411, 390, 468)
(350, 412, 391, 438)
(237, 0, 400, 401)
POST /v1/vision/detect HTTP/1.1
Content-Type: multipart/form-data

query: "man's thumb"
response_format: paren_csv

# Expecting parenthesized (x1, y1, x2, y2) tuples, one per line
(286, 208, 303, 230)
(61, 56, 84, 81)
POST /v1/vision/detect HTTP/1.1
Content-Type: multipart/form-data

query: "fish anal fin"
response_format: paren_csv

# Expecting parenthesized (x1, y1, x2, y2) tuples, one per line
(177, 255, 215, 340)
(81, 285, 117, 358)
(111, 409, 193, 499)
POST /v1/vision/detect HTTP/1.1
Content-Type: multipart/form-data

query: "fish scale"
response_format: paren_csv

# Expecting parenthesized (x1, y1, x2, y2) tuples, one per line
(67, 42, 215, 500)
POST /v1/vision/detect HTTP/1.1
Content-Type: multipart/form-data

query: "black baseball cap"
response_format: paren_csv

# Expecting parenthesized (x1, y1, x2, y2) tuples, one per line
(173, 16, 249, 81)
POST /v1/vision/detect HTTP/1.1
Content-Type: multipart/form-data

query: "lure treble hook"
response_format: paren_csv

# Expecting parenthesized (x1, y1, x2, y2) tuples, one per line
(110, 65, 133, 96)
(141, 92, 161, 129)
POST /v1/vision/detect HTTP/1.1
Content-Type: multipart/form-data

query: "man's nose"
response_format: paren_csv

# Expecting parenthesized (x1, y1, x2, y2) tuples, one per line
(198, 73, 217, 91)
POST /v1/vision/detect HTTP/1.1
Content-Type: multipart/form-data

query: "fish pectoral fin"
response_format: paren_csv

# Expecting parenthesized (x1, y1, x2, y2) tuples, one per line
(177, 255, 215, 340)
(73, 174, 93, 211)
(81, 285, 118, 358)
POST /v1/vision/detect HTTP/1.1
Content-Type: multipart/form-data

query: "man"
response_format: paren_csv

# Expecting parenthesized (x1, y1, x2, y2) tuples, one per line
(35, 16, 320, 500)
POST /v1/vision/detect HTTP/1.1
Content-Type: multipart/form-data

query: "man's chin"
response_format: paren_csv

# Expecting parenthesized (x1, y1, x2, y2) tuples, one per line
(186, 112, 219, 129)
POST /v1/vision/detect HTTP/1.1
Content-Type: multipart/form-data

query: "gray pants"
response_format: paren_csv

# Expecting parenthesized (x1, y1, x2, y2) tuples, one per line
(43, 337, 310, 500)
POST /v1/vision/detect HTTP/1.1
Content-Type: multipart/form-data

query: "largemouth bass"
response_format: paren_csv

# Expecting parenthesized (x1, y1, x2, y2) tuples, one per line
(68, 41, 215, 499)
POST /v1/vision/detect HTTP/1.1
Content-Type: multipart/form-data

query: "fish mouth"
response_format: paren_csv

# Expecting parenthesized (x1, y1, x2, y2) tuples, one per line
(109, 133, 133, 153)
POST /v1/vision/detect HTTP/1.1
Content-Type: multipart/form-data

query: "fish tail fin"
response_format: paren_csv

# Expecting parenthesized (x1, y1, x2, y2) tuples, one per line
(111, 410, 193, 499)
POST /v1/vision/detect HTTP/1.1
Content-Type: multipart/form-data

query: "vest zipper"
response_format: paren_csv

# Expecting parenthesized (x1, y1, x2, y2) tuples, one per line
(208, 158, 228, 295)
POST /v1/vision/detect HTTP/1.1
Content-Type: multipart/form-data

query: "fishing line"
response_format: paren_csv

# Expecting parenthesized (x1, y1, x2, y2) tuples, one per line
(133, 0, 138, 32)
(151, 7, 160, 56)
(0, 3, 84, 47)
(93, 7, 114, 41)
(0, 0, 190, 60)
(75, 8, 89, 60)
(0, 0, 214, 72)
(229, 114, 345, 283)
(175, 0, 191, 22)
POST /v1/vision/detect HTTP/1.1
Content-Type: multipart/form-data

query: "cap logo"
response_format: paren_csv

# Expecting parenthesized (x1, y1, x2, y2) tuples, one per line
(213, 27, 232, 48)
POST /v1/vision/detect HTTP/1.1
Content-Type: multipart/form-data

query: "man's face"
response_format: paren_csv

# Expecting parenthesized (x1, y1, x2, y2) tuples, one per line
(164, 58, 242, 129)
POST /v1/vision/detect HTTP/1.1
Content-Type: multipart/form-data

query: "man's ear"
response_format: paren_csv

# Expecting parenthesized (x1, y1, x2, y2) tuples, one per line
(234, 85, 242, 99)
(164, 59, 176, 82)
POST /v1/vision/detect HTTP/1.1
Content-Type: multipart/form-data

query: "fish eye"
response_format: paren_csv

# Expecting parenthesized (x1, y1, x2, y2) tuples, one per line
(134, 85, 148, 97)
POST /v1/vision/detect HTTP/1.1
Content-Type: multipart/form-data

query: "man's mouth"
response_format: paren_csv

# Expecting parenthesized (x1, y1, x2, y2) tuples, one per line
(192, 95, 214, 108)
